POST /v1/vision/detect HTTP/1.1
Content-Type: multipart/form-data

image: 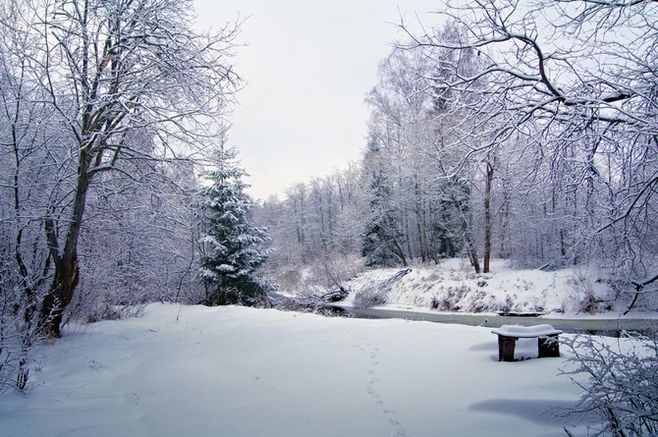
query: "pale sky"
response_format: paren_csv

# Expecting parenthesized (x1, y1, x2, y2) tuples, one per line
(193, 0, 442, 200)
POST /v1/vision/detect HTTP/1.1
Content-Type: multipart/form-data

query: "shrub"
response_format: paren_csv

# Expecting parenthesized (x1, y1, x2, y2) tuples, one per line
(430, 285, 471, 311)
(464, 289, 494, 313)
(562, 332, 658, 436)
(353, 286, 387, 309)
(498, 294, 514, 313)
(578, 290, 599, 314)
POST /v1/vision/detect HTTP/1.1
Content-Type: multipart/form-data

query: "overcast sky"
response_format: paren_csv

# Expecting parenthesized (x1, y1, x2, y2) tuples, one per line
(193, 0, 442, 200)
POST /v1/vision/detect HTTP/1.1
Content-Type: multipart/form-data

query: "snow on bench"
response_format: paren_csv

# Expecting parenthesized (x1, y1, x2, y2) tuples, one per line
(491, 324, 563, 362)
(491, 324, 562, 338)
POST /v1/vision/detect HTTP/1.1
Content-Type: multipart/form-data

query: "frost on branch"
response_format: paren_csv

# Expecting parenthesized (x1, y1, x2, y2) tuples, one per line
(562, 332, 658, 436)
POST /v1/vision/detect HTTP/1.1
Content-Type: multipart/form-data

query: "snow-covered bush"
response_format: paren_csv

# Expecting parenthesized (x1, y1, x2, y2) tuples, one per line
(563, 333, 658, 436)
(564, 270, 617, 315)
(353, 286, 387, 308)
(277, 268, 304, 293)
(0, 312, 28, 394)
(498, 294, 514, 313)
(307, 254, 364, 291)
(578, 291, 598, 315)
(462, 289, 495, 313)
(268, 254, 364, 300)
(430, 284, 471, 311)
(431, 286, 496, 313)
(0, 258, 46, 393)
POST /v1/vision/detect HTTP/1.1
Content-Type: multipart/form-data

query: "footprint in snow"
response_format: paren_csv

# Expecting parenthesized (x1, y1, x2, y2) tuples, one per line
(363, 346, 408, 437)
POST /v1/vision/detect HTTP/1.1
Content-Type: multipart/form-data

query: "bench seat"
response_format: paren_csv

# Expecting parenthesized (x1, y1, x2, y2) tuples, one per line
(491, 324, 563, 361)
(491, 324, 562, 338)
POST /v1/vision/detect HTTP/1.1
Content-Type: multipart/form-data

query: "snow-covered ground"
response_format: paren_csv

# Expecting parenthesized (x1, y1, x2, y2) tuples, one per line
(343, 259, 652, 316)
(2, 303, 598, 436)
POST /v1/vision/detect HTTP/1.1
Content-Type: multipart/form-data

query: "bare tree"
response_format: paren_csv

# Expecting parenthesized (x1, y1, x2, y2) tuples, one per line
(0, 0, 57, 390)
(398, 0, 658, 296)
(10, 0, 241, 337)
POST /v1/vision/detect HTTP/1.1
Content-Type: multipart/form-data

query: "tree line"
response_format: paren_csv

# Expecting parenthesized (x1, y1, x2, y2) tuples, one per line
(257, 0, 658, 309)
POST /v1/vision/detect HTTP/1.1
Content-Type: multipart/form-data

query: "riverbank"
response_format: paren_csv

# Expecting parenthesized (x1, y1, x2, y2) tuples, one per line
(342, 260, 658, 318)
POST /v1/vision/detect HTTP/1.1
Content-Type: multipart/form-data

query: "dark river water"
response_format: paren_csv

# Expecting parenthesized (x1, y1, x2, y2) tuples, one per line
(338, 306, 656, 337)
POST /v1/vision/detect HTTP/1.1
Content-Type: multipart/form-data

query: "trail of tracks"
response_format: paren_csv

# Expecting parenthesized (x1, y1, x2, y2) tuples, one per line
(354, 342, 408, 437)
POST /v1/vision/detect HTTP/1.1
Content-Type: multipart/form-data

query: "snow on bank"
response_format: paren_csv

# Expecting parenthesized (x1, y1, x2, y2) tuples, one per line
(344, 259, 628, 316)
(2, 303, 592, 436)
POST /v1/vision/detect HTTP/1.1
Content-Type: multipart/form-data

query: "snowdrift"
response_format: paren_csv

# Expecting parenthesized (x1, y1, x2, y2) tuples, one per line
(343, 259, 629, 315)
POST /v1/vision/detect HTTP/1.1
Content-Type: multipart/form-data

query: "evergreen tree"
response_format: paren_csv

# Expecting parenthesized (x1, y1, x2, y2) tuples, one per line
(361, 136, 408, 267)
(198, 148, 269, 306)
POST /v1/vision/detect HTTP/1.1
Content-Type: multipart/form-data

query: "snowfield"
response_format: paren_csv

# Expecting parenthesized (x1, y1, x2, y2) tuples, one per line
(2, 304, 597, 436)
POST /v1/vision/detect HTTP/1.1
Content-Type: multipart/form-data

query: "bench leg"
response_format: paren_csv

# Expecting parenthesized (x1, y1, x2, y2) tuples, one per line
(498, 335, 517, 361)
(538, 335, 560, 358)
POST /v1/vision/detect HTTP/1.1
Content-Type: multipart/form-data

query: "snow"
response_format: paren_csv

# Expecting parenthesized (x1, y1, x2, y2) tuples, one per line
(0, 303, 598, 436)
(343, 259, 629, 315)
(217, 264, 235, 272)
(492, 325, 563, 338)
(544, 311, 658, 320)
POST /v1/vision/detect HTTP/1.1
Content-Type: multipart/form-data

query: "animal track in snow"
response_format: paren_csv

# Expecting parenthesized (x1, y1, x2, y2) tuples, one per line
(363, 345, 407, 437)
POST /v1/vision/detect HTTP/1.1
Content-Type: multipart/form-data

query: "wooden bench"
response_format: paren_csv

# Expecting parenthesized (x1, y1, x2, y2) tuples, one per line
(491, 324, 563, 362)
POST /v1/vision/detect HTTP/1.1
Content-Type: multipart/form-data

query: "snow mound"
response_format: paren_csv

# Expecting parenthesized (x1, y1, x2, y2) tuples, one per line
(345, 259, 617, 315)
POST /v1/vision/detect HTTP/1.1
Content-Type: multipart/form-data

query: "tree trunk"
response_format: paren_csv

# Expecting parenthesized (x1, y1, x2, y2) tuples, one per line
(414, 177, 430, 262)
(466, 236, 481, 274)
(39, 158, 91, 337)
(448, 182, 480, 274)
(483, 161, 494, 273)
(498, 188, 510, 259)
(38, 256, 79, 337)
(392, 236, 408, 267)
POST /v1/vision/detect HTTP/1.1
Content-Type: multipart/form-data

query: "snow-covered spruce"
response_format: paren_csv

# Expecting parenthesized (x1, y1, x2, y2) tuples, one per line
(198, 147, 269, 306)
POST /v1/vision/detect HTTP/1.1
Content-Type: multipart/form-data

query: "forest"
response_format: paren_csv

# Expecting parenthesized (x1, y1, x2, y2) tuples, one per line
(257, 3, 657, 308)
(0, 1, 657, 433)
